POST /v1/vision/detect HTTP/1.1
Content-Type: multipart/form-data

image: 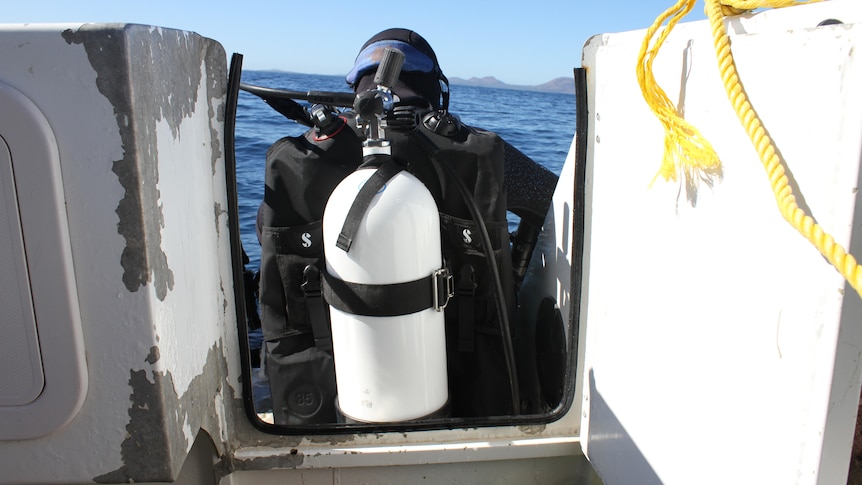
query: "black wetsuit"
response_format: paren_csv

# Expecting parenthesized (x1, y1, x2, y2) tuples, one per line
(257, 107, 558, 424)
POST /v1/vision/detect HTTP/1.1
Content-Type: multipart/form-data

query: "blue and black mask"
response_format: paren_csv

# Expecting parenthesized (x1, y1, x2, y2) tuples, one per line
(346, 28, 450, 111)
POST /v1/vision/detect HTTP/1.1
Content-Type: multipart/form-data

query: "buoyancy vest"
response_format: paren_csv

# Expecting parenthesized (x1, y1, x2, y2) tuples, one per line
(257, 116, 361, 425)
(258, 108, 517, 423)
(258, 117, 362, 343)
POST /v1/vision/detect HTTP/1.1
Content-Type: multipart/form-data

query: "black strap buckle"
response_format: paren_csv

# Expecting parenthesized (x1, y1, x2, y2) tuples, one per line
(301, 265, 321, 297)
(432, 267, 454, 312)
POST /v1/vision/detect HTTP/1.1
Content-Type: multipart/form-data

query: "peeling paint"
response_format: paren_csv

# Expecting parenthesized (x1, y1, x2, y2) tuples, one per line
(94, 367, 178, 482)
(145, 345, 160, 365)
(518, 424, 548, 435)
(230, 453, 305, 470)
(61, 24, 225, 301)
(50, 22, 476, 481)
(214, 202, 226, 238)
(207, 64, 225, 177)
(94, 342, 230, 483)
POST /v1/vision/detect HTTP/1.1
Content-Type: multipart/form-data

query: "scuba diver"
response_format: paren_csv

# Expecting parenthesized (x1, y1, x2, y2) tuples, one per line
(253, 28, 558, 425)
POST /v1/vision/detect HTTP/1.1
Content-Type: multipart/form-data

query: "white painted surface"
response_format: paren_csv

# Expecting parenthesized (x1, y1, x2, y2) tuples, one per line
(152, 57, 230, 398)
(580, 1, 862, 484)
(0, 120, 44, 407)
(222, 455, 593, 485)
(0, 25, 130, 480)
(0, 24, 233, 484)
(0, 47, 87, 439)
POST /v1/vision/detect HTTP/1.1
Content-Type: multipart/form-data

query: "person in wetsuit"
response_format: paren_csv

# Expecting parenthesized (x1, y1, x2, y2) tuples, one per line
(257, 28, 558, 424)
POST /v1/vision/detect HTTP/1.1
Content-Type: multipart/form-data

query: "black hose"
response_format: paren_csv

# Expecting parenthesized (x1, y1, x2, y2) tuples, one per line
(408, 129, 521, 415)
(239, 82, 356, 108)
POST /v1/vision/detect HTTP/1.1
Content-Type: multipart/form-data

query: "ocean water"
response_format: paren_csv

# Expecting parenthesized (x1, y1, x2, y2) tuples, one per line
(234, 71, 577, 270)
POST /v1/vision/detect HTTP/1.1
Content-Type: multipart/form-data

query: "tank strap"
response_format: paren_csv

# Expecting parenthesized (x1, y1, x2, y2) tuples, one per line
(301, 265, 332, 352)
(336, 160, 403, 252)
(322, 268, 453, 317)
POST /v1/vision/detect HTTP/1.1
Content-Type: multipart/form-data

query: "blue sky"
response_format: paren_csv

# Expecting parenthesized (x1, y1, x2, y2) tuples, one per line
(4, 0, 706, 85)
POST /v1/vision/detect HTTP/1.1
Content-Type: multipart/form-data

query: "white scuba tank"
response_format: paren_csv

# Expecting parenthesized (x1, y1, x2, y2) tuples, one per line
(322, 165, 449, 423)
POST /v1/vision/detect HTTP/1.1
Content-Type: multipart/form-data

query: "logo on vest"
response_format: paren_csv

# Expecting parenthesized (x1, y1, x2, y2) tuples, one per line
(462, 228, 473, 245)
(301, 232, 313, 248)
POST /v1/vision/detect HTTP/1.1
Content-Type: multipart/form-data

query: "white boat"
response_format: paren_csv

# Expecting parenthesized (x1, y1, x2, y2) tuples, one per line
(0, 1, 860, 483)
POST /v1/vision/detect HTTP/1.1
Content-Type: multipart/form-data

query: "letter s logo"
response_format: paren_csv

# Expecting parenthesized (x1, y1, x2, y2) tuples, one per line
(301, 232, 313, 248)
(462, 228, 473, 245)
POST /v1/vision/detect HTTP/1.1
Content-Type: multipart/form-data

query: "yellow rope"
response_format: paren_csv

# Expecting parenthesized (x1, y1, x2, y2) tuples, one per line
(639, 0, 862, 297)
(636, 0, 722, 186)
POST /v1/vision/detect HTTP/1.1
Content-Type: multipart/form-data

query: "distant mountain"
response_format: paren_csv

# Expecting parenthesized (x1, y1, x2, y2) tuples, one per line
(449, 76, 574, 95)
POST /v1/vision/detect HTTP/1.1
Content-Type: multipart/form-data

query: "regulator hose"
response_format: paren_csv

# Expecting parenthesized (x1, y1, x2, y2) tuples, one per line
(408, 128, 521, 415)
(239, 82, 356, 108)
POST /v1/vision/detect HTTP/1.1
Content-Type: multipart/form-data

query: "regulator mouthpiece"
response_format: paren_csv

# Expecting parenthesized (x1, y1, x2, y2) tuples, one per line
(374, 47, 406, 89)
